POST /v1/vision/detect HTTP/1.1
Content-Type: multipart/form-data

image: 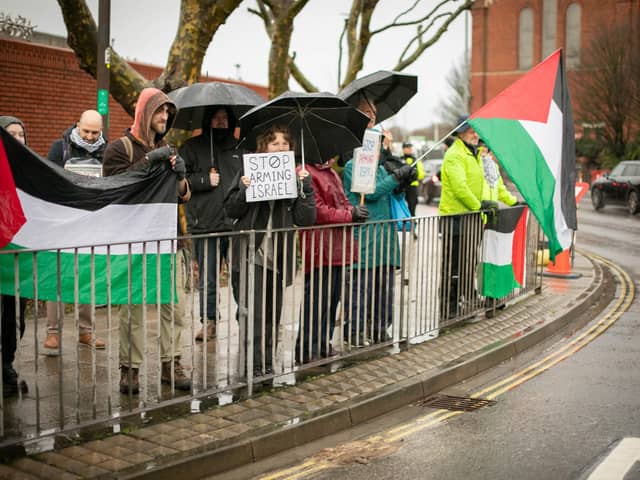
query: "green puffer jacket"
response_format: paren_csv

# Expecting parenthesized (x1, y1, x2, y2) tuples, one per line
(343, 153, 401, 269)
(438, 138, 484, 215)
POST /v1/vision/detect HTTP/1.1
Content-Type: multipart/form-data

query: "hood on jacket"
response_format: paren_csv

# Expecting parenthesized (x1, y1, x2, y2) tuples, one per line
(0, 115, 27, 145)
(131, 87, 176, 149)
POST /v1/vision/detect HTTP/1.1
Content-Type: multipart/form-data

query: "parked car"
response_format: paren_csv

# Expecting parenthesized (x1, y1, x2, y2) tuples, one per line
(590, 160, 640, 215)
(419, 159, 443, 204)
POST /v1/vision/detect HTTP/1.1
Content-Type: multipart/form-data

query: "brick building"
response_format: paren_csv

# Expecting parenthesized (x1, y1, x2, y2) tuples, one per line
(0, 36, 267, 156)
(470, 0, 639, 117)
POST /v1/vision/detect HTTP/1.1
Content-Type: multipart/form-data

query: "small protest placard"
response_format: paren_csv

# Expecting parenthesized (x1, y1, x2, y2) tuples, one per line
(350, 128, 381, 194)
(243, 150, 297, 202)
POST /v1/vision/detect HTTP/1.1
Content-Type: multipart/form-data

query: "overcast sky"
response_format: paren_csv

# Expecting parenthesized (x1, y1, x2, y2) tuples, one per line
(3, 0, 470, 131)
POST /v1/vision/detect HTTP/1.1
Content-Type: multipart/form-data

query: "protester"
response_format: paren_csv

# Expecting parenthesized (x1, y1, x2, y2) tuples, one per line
(296, 155, 367, 363)
(438, 115, 496, 318)
(343, 97, 416, 345)
(1, 116, 26, 144)
(0, 116, 28, 397)
(224, 125, 316, 376)
(402, 142, 425, 217)
(103, 87, 192, 394)
(478, 141, 518, 207)
(48, 109, 107, 167)
(44, 110, 108, 351)
(180, 107, 242, 342)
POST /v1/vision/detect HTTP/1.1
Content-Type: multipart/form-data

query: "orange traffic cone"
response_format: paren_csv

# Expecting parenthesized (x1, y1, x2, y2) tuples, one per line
(543, 249, 582, 279)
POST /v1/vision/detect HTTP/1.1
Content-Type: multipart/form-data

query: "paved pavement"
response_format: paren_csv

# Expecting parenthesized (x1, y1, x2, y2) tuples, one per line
(0, 252, 610, 479)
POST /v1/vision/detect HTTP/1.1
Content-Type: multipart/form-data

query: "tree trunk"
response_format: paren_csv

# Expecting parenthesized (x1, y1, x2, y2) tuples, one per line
(58, 0, 242, 115)
(269, 19, 294, 98)
(155, 0, 243, 92)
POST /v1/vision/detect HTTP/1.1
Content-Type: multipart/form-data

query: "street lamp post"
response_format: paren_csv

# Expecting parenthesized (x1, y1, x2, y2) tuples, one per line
(97, 0, 111, 136)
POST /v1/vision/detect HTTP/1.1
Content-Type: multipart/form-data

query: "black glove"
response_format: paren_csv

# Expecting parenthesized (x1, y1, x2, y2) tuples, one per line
(351, 205, 369, 223)
(393, 165, 418, 184)
(480, 200, 499, 216)
(173, 155, 186, 180)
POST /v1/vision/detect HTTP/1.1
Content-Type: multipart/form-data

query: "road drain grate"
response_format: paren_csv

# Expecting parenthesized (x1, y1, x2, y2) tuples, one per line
(421, 394, 496, 412)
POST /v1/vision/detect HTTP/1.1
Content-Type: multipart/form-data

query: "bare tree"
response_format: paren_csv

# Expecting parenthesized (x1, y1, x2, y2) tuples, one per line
(58, 0, 243, 115)
(437, 54, 470, 125)
(248, 0, 310, 98)
(574, 20, 640, 163)
(268, 0, 474, 95)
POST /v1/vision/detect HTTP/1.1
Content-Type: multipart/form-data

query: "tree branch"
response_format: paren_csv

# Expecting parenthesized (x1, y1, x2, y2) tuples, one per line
(156, 0, 243, 92)
(371, 0, 450, 35)
(394, 0, 473, 71)
(288, 53, 319, 92)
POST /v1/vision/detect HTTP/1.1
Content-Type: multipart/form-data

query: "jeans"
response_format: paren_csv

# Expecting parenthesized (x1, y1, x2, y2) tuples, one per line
(194, 237, 228, 324)
(347, 266, 394, 343)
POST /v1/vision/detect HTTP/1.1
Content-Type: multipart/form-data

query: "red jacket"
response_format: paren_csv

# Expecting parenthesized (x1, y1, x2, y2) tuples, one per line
(300, 163, 358, 273)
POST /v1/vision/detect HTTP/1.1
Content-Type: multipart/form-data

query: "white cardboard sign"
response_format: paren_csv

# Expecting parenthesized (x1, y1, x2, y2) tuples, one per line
(350, 128, 381, 194)
(243, 150, 297, 202)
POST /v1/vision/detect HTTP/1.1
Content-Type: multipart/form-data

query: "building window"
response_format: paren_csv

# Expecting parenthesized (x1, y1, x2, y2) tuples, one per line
(566, 3, 581, 68)
(519, 8, 534, 70)
(542, 0, 558, 58)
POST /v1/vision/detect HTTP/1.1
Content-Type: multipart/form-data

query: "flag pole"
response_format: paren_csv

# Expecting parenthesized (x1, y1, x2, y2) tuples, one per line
(411, 118, 468, 167)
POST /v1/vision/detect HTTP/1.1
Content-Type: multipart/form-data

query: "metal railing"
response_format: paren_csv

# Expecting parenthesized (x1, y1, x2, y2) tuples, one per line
(0, 209, 542, 447)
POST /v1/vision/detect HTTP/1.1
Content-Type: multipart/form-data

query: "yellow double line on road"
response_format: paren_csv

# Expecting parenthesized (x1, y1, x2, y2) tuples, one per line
(261, 252, 634, 480)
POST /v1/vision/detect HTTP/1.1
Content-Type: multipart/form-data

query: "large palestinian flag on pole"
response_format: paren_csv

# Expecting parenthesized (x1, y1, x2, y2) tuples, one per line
(479, 205, 528, 299)
(0, 127, 178, 304)
(468, 49, 576, 260)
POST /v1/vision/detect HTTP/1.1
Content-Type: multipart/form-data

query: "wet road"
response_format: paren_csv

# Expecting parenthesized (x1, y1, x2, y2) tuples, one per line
(217, 196, 640, 480)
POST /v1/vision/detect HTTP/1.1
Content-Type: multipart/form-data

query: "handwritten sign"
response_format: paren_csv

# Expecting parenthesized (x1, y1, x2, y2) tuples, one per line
(350, 128, 381, 194)
(243, 150, 297, 202)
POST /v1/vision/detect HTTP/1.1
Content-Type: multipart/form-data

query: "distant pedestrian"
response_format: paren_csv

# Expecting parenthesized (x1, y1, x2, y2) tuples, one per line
(402, 142, 425, 217)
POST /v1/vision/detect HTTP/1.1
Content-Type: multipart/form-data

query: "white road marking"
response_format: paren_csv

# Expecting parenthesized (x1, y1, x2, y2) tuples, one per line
(588, 438, 640, 480)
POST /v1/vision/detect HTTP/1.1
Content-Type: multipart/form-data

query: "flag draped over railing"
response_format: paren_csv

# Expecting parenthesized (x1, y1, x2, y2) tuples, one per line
(0, 128, 179, 304)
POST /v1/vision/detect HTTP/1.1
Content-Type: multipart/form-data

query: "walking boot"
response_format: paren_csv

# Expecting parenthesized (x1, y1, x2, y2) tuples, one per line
(44, 333, 59, 350)
(119, 366, 139, 394)
(78, 333, 106, 349)
(161, 359, 191, 391)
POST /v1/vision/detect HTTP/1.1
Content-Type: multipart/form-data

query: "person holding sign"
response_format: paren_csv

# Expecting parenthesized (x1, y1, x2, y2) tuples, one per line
(296, 155, 369, 364)
(224, 125, 316, 377)
(343, 97, 417, 346)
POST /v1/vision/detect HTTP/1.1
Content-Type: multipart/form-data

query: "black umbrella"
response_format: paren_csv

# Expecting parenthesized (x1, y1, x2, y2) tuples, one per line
(338, 70, 418, 124)
(169, 81, 265, 130)
(239, 91, 370, 167)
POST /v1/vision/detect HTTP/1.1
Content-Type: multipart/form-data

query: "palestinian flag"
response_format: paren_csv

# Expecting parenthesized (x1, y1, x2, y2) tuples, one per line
(0, 127, 179, 305)
(480, 205, 528, 299)
(468, 49, 576, 260)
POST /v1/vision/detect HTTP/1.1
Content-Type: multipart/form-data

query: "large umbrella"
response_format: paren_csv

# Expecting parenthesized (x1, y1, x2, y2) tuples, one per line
(338, 71, 418, 124)
(169, 81, 265, 130)
(239, 91, 370, 167)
